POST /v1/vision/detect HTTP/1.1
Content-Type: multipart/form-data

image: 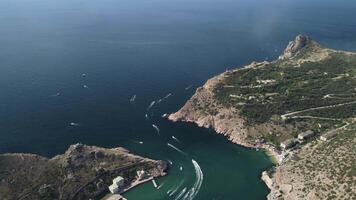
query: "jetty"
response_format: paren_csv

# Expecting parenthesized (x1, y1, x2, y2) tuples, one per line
(151, 178, 158, 188)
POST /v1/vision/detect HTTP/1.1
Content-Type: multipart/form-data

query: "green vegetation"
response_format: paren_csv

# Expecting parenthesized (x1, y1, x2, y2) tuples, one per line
(0, 145, 166, 200)
(175, 36, 356, 199)
(282, 124, 356, 200)
(213, 51, 356, 124)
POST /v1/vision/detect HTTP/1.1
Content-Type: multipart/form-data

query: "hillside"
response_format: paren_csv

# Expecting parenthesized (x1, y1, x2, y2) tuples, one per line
(0, 144, 167, 200)
(269, 124, 355, 200)
(169, 35, 356, 199)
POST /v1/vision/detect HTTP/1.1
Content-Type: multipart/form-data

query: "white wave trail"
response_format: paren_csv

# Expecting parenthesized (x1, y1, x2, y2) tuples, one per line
(172, 135, 180, 143)
(132, 140, 143, 144)
(173, 187, 187, 200)
(51, 92, 61, 97)
(147, 101, 156, 111)
(157, 93, 172, 104)
(167, 143, 186, 155)
(157, 182, 165, 189)
(185, 85, 193, 90)
(145, 113, 149, 120)
(168, 180, 184, 197)
(163, 93, 172, 99)
(130, 95, 136, 103)
(152, 124, 160, 134)
(183, 159, 203, 200)
(69, 122, 81, 127)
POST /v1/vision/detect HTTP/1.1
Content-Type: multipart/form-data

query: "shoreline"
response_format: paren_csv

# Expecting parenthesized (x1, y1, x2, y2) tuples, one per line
(164, 35, 356, 199)
(168, 117, 281, 165)
(165, 116, 279, 199)
(121, 174, 166, 194)
(104, 174, 166, 200)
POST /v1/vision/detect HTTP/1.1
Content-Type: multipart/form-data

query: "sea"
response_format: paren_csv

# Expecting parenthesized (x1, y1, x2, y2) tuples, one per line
(1, 0, 356, 199)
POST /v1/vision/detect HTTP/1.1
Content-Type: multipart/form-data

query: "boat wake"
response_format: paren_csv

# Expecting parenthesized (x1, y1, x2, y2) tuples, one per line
(156, 93, 172, 105)
(163, 93, 172, 100)
(157, 182, 165, 189)
(185, 85, 193, 90)
(173, 187, 187, 200)
(147, 101, 156, 111)
(152, 124, 160, 134)
(172, 135, 180, 143)
(50, 92, 61, 97)
(173, 159, 203, 200)
(132, 140, 144, 144)
(168, 180, 184, 197)
(130, 95, 136, 103)
(69, 122, 81, 127)
(167, 143, 186, 155)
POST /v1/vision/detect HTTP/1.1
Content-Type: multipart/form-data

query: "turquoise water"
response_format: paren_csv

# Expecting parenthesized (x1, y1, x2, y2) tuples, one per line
(1, 0, 356, 199)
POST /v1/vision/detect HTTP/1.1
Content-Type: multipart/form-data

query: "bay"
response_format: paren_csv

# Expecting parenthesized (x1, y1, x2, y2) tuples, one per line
(0, 0, 356, 199)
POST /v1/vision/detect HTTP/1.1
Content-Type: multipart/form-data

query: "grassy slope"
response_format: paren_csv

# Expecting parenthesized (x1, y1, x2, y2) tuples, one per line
(211, 40, 356, 146)
(206, 37, 356, 199)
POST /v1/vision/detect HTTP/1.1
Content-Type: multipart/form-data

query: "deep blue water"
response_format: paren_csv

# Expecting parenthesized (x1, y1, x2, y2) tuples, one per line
(1, 0, 356, 199)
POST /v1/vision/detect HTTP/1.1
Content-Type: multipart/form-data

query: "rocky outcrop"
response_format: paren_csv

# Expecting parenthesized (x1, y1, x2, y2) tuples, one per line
(168, 75, 252, 147)
(168, 35, 356, 200)
(168, 34, 327, 149)
(279, 34, 310, 60)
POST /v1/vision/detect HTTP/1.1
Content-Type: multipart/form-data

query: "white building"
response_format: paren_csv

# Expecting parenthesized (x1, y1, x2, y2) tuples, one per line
(113, 176, 124, 187)
(109, 176, 124, 194)
(136, 169, 148, 181)
(109, 184, 120, 194)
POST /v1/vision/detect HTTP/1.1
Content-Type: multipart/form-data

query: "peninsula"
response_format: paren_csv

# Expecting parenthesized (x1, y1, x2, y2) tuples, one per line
(0, 144, 167, 200)
(169, 35, 356, 200)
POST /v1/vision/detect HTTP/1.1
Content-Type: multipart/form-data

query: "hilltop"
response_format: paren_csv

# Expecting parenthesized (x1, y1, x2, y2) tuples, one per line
(169, 35, 356, 199)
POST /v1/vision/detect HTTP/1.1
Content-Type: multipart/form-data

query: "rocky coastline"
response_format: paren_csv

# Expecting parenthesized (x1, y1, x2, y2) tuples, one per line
(167, 35, 356, 200)
(167, 64, 283, 163)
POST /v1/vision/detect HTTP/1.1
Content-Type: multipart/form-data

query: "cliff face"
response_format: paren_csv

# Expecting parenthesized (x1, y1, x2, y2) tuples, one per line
(279, 34, 310, 60)
(169, 35, 356, 200)
(169, 35, 322, 148)
(168, 81, 249, 146)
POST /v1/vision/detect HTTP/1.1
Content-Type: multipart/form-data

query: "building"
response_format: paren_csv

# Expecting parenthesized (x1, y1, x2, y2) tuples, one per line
(298, 130, 315, 140)
(113, 176, 124, 187)
(108, 176, 124, 194)
(136, 169, 148, 181)
(320, 130, 338, 141)
(280, 138, 298, 150)
(109, 184, 120, 194)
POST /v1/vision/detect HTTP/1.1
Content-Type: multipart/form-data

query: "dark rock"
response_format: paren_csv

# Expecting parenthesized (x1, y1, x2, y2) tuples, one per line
(279, 35, 310, 60)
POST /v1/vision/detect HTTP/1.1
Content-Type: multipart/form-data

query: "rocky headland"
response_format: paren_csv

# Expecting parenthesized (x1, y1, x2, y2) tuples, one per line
(168, 35, 356, 200)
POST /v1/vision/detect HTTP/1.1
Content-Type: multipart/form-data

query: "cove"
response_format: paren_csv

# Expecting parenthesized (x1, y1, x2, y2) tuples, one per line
(1, 0, 356, 199)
